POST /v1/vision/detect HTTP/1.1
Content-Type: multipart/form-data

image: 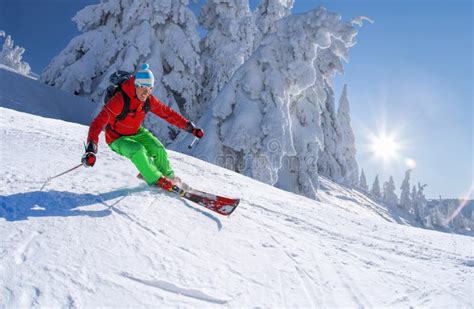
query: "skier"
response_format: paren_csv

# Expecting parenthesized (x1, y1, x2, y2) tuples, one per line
(81, 63, 203, 192)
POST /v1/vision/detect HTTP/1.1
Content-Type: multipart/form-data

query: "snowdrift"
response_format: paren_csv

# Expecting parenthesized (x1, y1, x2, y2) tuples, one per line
(0, 66, 96, 125)
(0, 107, 472, 308)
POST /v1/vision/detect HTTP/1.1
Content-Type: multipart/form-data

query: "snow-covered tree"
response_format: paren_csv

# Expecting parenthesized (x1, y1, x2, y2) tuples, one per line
(410, 185, 417, 213)
(40, 0, 202, 144)
(336, 84, 359, 185)
(410, 185, 417, 200)
(448, 201, 467, 231)
(359, 168, 368, 191)
(371, 175, 381, 199)
(0, 31, 31, 75)
(382, 176, 398, 207)
(318, 85, 343, 182)
(431, 199, 473, 232)
(180, 8, 364, 198)
(414, 183, 428, 223)
(469, 209, 474, 231)
(399, 169, 412, 211)
(276, 85, 323, 198)
(253, 0, 293, 50)
(423, 207, 435, 228)
(199, 0, 254, 109)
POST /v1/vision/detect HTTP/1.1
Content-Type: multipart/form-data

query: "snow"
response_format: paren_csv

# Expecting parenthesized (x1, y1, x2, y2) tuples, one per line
(1, 107, 472, 308)
(0, 66, 96, 125)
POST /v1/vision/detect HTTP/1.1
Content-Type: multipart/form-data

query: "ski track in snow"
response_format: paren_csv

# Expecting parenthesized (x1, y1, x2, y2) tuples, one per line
(239, 194, 473, 308)
(1, 108, 473, 308)
(13, 230, 42, 265)
(120, 272, 228, 304)
(269, 234, 322, 308)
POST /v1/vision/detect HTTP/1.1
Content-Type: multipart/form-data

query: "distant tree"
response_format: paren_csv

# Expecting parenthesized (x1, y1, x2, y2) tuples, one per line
(468, 209, 474, 231)
(359, 168, 368, 192)
(410, 184, 418, 215)
(410, 185, 417, 203)
(336, 85, 359, 185)
(0, 31, 31, 75)
(448, 201, 467, 231)
(371, 175, 381, 199)
(399, 169, 412, 211)
(442, 200, 472, 232)
(383, 176, 398, 207)
(423, 207, 435, 228)
(414, 183, 428, 224)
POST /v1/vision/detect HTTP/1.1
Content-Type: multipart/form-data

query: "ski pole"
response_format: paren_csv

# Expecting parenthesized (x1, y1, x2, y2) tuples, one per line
(188, 137, 199, 149)
(40, 163, 83, 191)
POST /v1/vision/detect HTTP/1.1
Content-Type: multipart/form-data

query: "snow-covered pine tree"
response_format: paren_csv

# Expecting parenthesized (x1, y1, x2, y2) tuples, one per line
(0, 31, 31, 75)
(199, 0, 254, 109)
(399, 169, 412, 212)
(359, 168, 368, 191)
(414, 182, 428, 224)
(318, 85, 343, 182)
(336, 84, 359, 185)
(181, 8, 364, 198)
(468, 209, 474, 232)
(410, 185, 418, 217)
(252, 0, 293, 51)
(371, 175, 381, 199)
(40, 0, 202, 144)
(382, 176, 398, 207)
(423, 208, 435, 228)
(410, 185, 417, 203)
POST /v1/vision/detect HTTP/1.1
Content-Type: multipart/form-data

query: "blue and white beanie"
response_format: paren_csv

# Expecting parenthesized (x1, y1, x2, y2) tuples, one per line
(134, 63, 155, 87)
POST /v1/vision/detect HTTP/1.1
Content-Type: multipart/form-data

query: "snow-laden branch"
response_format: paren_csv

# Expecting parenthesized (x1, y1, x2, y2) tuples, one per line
(0, 30, 31, 76)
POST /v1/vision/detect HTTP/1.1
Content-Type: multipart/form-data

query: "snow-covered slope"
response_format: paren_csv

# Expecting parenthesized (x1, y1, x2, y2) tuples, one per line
(1, 107, 472, 308)
(0, 66, 96, 125)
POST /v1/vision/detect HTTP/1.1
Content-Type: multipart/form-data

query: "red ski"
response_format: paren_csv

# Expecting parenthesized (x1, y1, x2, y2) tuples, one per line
(137, 174, 240, 216)
(172, 185, 240, 216)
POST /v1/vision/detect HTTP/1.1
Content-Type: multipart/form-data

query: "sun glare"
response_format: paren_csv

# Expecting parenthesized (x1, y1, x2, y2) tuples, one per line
(370, 133, 400, 161)
(405, 158, 417, 169)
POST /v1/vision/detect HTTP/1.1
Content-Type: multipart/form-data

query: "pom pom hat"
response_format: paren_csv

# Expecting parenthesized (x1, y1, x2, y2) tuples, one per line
(134, 63, 155, 88)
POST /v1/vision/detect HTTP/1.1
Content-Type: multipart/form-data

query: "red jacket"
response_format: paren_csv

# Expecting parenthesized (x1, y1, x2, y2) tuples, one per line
(87, 77, 189, 145)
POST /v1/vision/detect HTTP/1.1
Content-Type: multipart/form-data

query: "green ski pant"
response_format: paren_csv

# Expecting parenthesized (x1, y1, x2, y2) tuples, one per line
(109, 127, 174, 185)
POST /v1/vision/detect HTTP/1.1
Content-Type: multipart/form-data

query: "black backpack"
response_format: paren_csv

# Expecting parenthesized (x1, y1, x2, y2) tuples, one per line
(104, 70, 151, 121)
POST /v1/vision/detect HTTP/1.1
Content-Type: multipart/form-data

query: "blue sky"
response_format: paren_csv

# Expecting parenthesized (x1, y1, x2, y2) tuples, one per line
(1, 0, 472, 198)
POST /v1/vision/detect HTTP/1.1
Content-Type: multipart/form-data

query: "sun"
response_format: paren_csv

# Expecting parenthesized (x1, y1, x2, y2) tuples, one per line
(370, 133, 400, 161)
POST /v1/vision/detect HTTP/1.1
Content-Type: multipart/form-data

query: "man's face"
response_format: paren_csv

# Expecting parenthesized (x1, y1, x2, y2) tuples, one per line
(135, 85, 153, 102)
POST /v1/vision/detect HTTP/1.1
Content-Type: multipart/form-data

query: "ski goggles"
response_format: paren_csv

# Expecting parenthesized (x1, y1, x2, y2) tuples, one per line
(134, 81, 153, 90)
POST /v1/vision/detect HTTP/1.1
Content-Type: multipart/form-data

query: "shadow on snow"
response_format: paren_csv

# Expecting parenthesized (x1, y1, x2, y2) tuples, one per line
(0, 186, 148, 221)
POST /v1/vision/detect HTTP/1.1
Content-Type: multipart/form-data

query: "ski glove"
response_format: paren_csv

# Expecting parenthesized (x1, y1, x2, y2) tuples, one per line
(157, 176, 173, 192)
(82, 152, 96, 167)
(186, 122, 204, 139)
(85, 141, 98, 154)
(82, 141, 98, 167)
